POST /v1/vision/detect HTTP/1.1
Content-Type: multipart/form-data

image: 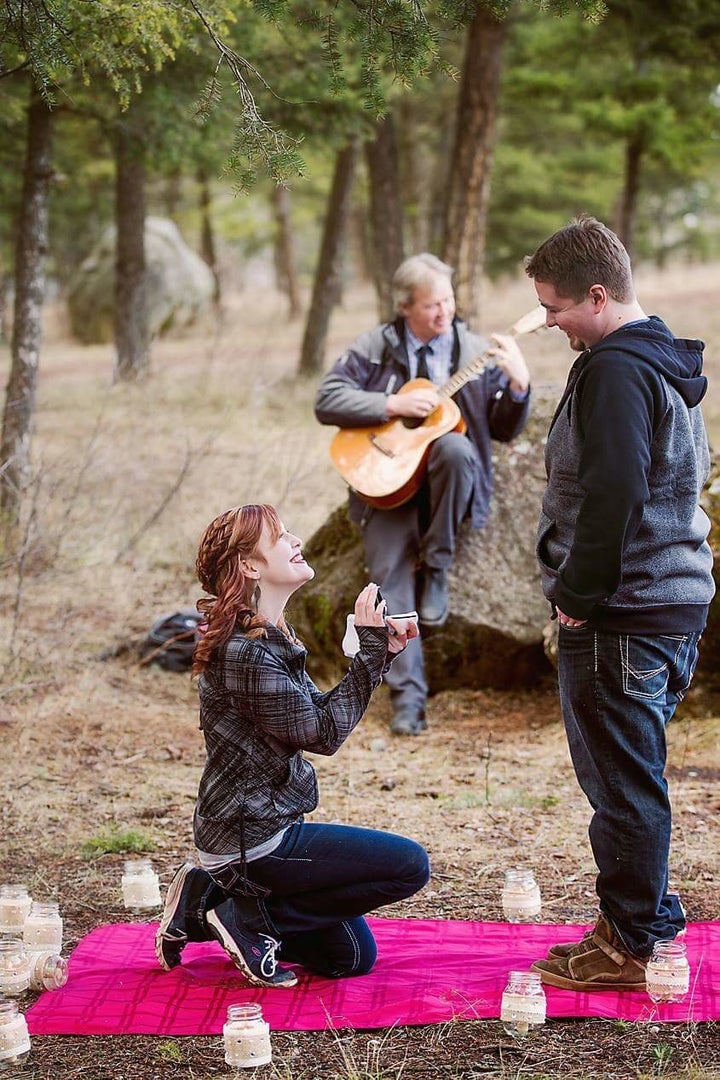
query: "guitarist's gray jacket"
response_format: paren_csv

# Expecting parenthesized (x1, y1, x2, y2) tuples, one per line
(315, 317, 530, 528)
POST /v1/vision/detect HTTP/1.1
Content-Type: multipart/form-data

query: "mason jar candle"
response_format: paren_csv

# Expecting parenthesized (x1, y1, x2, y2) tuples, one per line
(121, 859, 162, 910)
(0, 939, 32, 997)
(0, 886, 32, 935)
(500, 969, 547, 1038)
(22, 901, 63, 954)
(646, 939, 690, 1004)
(501, 869, 542, 922)
(0, 999, 31, 1068)
(28, 951, 69, 993)
(223, 1003, 272, 1069)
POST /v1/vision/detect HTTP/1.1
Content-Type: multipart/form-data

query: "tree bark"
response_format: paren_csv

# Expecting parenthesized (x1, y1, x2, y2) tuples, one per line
(298, 139, 358, 377)
(442, 2, 508, 325)
(614, 130, 644, 261)
(0, 84, 53, 528)
(0, 253, 9, 344)
(348, 202, 374, 286)
(365, 115, 405, 322)
(271, 184, 302, 320)
(164, 169, 182, 218)
(113, 116, 150, 382)
(396, 96, 429, 253)
(198, 166, 221, 303)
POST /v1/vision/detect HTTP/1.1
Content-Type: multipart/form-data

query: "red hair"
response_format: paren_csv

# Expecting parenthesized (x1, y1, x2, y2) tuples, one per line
(192, 504, 287, 676)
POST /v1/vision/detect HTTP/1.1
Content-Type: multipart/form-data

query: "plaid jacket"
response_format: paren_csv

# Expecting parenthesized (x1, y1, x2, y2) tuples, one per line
(193, 623, 390, 857)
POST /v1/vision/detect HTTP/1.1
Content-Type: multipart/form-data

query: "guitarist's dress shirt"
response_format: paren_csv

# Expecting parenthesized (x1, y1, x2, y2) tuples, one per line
(405, 328, 453, 382)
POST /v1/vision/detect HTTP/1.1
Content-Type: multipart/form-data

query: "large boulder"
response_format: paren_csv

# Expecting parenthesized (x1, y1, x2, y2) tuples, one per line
(288, 387, 560, 691)
(699, 456, 720, 689)
(67, 217, 216, 344)
(289, 389, 720, 695)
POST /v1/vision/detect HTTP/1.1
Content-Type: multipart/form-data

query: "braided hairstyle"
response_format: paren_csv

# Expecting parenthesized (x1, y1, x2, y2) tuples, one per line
(193, 503, 286, 676)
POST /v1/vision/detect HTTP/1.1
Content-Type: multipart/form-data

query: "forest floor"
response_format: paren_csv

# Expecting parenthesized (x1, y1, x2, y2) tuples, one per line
(1, 266, 720, 1079)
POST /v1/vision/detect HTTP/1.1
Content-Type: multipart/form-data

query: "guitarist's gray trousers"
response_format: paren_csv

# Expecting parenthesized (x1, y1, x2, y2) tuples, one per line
(359, 433, 477, 716)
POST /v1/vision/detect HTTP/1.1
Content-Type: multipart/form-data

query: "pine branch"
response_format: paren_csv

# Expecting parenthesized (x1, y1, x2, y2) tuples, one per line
(187, 0, 304, 186)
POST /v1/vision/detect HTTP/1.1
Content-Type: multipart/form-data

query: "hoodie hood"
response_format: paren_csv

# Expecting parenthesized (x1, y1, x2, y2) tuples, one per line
(590, 315, 707, 408)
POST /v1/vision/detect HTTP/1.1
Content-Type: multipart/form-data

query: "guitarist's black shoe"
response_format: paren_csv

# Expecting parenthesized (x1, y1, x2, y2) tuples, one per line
(419, 567, 449, 627)
(390, 708, 427, 736)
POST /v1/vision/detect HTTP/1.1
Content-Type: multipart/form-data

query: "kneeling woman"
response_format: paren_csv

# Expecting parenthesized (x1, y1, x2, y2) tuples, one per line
(156, 503, 430, 987)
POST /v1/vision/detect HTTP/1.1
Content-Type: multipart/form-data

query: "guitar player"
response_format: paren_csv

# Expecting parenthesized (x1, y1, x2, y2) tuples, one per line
(314, 253, 531, 736)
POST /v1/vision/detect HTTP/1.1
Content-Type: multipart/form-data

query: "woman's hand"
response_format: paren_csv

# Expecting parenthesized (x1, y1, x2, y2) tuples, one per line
(353, 584, 419, 654)
(353, 583, 387, 628)
(384, 613, 420, 654)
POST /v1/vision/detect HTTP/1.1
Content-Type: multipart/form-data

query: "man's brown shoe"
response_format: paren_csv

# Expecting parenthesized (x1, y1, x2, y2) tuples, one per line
(533, 914, 647, 991)
(547, 927, 595, 960)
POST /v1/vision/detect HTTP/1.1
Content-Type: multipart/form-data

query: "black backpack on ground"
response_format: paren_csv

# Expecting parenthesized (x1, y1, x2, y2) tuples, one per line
(140, 609, 202, 671)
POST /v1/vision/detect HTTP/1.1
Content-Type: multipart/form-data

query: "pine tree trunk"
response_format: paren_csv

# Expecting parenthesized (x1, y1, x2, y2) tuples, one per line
(0, 85, 53, 528)
(365, 116, 404, 322)
(442, 3, 507, 325)
(164, 169, 182, 218)
(397, 97, 429, 253)
(271, 184, 302, 320)
(614, 131, 644, 261)
(113, 118, 150, 382)
(348, 202, 373, 286)
(198, 167, 221, 303)
(298, 139, 358, 377)
(0, 254, 9, 344)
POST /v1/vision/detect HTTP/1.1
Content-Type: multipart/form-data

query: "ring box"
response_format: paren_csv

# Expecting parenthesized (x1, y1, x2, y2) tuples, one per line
(342, 612, 419, 657)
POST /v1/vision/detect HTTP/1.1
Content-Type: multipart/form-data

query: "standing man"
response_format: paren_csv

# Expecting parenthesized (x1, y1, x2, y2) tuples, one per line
(525, 216, 714, 990)
(315, 253, 530, 736)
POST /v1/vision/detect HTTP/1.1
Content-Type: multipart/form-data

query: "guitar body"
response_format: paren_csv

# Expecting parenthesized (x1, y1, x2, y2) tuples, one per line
(329, 378, 466, 510)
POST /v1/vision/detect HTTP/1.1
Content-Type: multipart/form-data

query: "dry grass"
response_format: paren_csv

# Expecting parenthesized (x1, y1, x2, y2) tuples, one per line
(1, 266, 720, 1079)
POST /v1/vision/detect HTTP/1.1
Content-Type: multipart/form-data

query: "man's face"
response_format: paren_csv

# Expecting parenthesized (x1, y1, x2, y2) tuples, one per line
(535, 280, 601, 352)
(400, 274, 456, 342)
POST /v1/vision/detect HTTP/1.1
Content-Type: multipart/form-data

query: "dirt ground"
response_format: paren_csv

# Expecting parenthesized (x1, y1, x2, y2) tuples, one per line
(1, 269, 720, 1078)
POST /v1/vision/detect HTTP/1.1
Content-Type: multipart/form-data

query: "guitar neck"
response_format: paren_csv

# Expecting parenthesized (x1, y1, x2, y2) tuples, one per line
(436, 306, 544, 401)
(439, 352, 490, 400)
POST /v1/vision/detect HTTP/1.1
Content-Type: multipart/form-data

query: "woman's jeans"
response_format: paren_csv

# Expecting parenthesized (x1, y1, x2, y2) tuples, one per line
(209, 822, 430, 978)
(558, 626, 701, 957)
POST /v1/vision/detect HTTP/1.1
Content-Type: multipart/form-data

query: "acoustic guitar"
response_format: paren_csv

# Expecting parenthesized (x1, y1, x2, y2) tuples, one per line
(329, 306, 546, 510)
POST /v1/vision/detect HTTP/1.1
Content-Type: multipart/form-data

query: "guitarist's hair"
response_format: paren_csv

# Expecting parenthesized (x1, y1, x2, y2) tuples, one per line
(193, 503, 300, 676)
(392, 253, 454, 312)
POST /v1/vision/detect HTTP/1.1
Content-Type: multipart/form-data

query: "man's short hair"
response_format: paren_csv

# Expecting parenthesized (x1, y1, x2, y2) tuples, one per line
(524, 215, 634, 303)
(392, 253, 454, 311)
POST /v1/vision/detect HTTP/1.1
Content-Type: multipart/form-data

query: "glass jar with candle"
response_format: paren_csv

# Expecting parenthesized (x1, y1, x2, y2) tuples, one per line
(501, 869, 542, 922)
(646, 939, 690, 1003)
(22, 902, 63, 954)
(500, 969, 547, 1038)
(223, 1003, 272, 1069)
(28, 952, 69, 993)
(121, 859, 162, 911)
(0, 999, 31, 1067)
(0, 886, 32, 935)
(0, 940, 31, 997)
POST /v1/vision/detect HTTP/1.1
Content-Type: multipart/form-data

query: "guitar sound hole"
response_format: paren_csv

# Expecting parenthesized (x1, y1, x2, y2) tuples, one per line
(402, 417, 425, 429)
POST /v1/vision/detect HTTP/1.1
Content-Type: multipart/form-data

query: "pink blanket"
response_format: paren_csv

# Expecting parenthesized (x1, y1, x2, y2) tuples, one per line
(26, 919, 719, 1035)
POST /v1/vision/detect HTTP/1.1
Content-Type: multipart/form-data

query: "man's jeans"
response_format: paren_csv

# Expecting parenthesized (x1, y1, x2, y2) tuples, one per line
(558, 626, 701, 957)
(209, 822, 430, 978)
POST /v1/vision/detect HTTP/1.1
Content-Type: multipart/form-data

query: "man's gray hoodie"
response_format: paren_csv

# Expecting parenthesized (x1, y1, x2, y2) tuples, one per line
(537, 315, 715, 632)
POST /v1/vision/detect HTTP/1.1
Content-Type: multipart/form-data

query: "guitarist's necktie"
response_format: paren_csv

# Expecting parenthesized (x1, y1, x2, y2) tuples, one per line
(416, 344, 432, 380)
